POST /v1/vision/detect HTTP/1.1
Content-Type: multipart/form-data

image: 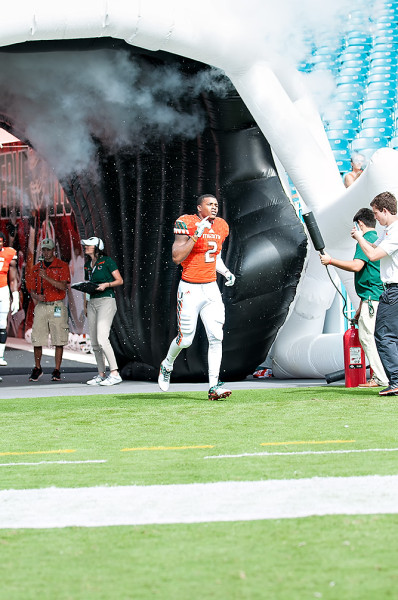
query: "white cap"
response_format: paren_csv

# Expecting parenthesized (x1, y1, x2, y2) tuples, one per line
(41, 238, 55, 250)
(81, 237, 104, 251)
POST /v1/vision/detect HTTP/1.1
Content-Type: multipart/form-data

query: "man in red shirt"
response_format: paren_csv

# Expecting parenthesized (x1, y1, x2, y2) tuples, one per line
(0, 231, 19, 369)
(158, 194, 235, 400)
(26, 238, 71, 382)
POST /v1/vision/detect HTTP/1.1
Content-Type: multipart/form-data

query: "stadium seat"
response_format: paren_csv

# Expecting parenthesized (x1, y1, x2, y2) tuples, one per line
(361, 117, 394, 130)
(370, 57, 398, 68)
(360, 107, 393, 120)
(361, 98, 395, 111)
(343, 59, 369, 69)
(358, 126, 393, 138)
(369, 50, 396, 60)
(340, 51, 370, 63)
(339, 66, 369, 77)
(333, 90, 364, 102)
(351, 137, 387, 152)
(368, 72, 398, 83)
(336, 158, 352, 174)
(368, 66, 398, 77)
(336, 74, 367, 85)
(374, 35, 398, 45)
(322, 108, 359, 124)
(327, 138, 350, 151)
(325, 118, 360, 131)
(326, 128, 356, 141)
(332, 148, 350, 161)
(367, 80, 396, 92)
(366, 89, 396, 101)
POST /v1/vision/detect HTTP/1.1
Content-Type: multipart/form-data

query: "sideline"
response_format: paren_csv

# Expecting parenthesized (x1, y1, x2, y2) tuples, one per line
(1, 474, 398, 529)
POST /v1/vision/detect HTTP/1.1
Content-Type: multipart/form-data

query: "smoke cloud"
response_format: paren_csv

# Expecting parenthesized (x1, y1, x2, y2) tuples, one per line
(0, 49, 232, 179)
(0, 0, 374, 178)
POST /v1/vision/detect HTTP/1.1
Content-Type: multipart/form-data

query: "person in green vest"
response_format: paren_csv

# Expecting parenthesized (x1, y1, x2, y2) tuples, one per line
(320, 208, 387, 388)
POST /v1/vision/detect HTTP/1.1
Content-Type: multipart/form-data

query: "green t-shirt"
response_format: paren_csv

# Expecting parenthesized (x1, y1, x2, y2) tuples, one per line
(84, 255, 119, 299)
(354, 230, 383, 301)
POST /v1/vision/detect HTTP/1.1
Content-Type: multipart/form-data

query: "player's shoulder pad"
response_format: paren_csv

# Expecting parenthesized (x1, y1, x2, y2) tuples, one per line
(174, 214, 195, 235)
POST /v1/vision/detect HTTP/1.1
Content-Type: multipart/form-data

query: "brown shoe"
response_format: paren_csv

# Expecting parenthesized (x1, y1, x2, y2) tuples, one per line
(358, 379, 380, 388)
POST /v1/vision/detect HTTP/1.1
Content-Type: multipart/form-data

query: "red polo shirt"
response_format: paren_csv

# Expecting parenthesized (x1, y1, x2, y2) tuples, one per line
(28, 257, 70, 302)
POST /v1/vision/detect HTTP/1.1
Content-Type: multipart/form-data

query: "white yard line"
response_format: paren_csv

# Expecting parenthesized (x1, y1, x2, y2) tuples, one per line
(1, 475, 398, 529)
(0, 460, 106, 467)
(204, 447, 398, 459)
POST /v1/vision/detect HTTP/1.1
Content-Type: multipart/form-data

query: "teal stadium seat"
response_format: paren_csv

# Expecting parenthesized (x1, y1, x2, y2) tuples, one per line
(327, 138, 350, 151)
(336, 158, 352, 173)
(366, 89, 396, 101)
(358, 126, 394, 138)
(325, 118, 360, 131)
(371, 57, 398, 68)
(368, 72, 398, 83)
(332, 148, 350, 161)
(351, 137, 387, 151)
(361, 107, 393, 120)
(326, 128, 356, 141)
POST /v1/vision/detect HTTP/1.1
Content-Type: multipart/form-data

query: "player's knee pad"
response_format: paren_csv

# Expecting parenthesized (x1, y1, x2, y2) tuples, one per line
(0, 329, 6, 343)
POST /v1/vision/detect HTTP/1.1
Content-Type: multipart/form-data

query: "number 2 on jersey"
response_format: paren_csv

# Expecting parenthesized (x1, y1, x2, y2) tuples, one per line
(205, 241, 218, 263)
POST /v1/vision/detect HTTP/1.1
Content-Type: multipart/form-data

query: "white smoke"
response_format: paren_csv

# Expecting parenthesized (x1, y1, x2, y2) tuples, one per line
(0, 0, 375, 178)
(0, 49, 231, 178)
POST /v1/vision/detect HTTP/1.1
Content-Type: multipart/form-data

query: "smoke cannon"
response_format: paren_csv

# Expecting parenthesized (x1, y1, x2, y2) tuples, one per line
(302, 211, 325, 255)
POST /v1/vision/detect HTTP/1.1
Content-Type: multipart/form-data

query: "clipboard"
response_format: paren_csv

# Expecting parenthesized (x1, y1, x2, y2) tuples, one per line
(71, 281, 99, 294)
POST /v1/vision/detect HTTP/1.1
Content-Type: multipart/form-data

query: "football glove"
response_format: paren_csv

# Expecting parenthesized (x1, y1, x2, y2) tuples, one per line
(11, 291, 20, 315)
(224, 271, 236, 287)
(194, 217, 211, 238)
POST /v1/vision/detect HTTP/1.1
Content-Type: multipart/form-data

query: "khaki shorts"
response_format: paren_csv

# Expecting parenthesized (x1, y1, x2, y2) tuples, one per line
(31, 301, 69, 347)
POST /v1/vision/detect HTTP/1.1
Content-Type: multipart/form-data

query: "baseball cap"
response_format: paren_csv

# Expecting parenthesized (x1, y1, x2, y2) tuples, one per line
(81, 237, 104, 251)
(41, 238, 55, 250)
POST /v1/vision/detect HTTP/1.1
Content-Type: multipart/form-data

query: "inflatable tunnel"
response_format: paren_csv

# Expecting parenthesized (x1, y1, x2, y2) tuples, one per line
(0, 39, 307, 380)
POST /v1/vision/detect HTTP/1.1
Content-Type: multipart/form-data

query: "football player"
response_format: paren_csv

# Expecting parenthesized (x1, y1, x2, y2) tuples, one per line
(0, 231, 19, 367)
(158, 194, 235, 400)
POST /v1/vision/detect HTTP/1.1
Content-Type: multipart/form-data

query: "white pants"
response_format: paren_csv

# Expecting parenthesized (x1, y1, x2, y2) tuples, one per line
(358, 300, 388, 385)
(0, 285, 10, 330)
(165, 280, 225, 387)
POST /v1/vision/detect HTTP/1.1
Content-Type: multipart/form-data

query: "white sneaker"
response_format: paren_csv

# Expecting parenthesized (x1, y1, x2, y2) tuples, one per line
(208, 382, 232, 401)
(99, 373, 122, 386)
(0, 357, 7, 366)
(87, 375, 105, 385)
(158, 361, 172, 391)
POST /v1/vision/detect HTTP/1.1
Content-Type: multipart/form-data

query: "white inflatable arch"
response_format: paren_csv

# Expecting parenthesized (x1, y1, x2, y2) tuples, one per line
(2, 1, 398, 377)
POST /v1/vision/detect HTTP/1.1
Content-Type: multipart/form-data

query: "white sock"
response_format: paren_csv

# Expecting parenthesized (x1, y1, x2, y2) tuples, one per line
(208, 340, 222, 389)
(164, 338, 183, 370)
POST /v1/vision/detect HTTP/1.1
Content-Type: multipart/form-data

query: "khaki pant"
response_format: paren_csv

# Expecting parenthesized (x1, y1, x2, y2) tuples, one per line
(87, 296, 118, 373)
(358, 300, 388, 386)
(31, 301, 69, 347)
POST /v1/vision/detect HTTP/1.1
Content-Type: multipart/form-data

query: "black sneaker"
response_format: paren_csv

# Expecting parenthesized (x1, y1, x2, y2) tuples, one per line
(51, 369, 61, 381)
(29, 367, 43, 382)
(379, 384, 398, 396)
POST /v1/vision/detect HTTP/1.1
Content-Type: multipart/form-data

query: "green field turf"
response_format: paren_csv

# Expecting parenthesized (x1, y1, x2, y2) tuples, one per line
(0, 387, 397, 599)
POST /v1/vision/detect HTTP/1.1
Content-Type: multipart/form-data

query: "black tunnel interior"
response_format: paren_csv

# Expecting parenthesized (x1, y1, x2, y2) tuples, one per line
(0, 38, 307, 381)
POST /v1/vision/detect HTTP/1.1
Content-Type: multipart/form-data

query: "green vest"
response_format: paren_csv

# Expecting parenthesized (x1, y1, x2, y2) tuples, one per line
(354, 230, 383, 301)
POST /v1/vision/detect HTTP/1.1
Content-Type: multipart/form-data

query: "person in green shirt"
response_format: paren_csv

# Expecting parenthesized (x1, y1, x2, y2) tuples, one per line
(320, 208, 387, 388)
(81, 237, 124, 386)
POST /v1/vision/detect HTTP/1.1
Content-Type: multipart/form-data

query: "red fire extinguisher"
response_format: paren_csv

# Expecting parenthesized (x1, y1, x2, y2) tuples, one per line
(343, 320, 366, 387)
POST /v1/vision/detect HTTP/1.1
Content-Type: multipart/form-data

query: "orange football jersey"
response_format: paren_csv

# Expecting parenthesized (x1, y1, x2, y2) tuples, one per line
(174, 215, 229, 283)
(0, 246, 17, 288)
